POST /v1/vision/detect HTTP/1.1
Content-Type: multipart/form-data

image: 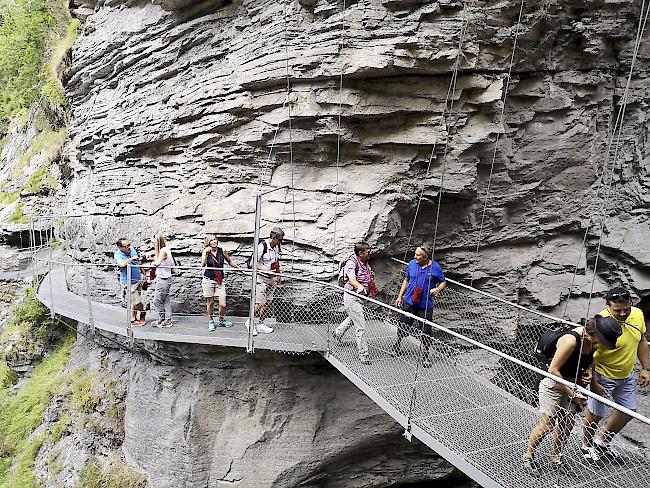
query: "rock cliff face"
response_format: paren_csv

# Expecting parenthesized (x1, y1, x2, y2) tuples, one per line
(3, 0, 649, 486)
(62, 0, 650, 318)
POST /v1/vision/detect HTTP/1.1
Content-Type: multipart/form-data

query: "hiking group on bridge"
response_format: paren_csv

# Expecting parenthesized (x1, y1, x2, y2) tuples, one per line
(114, 230, 649, 468)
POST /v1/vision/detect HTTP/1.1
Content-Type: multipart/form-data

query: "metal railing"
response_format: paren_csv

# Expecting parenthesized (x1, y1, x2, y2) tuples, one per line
(27, 253, 650, 488)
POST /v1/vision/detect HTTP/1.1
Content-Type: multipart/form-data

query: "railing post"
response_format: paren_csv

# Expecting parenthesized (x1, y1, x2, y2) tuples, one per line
(84, 265, 95, 339)
(247, 190, 262, 353)
(126, 263, 133, 348)
(47, 256, 55, 321)
(29, 217, 37, 288)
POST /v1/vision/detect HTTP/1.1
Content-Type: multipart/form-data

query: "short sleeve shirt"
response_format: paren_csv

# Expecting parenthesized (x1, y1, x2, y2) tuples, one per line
(114, 248, 142, 284)
(595, 307, 646, 379)
(404, 259, 446, 310)
(257, 239, 280, 272)
(343, 257, 372, 292)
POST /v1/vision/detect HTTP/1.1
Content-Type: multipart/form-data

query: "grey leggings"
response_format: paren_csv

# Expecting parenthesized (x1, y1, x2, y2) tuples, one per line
(153, 277, 173, 321)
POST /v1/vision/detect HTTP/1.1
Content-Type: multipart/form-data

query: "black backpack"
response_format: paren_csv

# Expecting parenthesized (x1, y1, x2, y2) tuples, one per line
(533, 325, 574, 368)
(247, 241, 281, 269)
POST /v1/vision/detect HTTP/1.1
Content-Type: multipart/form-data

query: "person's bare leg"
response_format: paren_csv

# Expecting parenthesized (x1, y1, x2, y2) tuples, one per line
(526, 414, 554, 459)
(551, 411, 575, 462)
(207, 297, 214, 321)
(218, 295, 227, 322)
(599, 410, 633, 444)
(582, 410, 602, 448)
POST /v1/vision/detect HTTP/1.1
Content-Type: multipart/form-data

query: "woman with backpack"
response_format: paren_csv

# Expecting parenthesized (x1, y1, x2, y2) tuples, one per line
(201, 235, 240, 331)
(150, 234, 175, 327)
(523, 316, 621, 473)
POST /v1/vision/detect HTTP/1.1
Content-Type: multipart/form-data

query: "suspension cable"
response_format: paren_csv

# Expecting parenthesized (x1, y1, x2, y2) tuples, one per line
(333, 1, 347, 273)
(470, 0, 525, 287)
(403, 0, 471, 262)
(560, 1, 650, 480)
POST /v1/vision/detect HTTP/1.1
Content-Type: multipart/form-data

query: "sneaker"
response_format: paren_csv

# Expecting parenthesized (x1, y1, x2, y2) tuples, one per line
(551, 459, 573, 476)
(219, 319, 234, 328)
(390, 343, 401, 357)
(581, 446, 601, 463)
(162, 319, 173, 328)
(152, 321, 163, 328)
(208, 320, 216, 332)
(131, 319, 145, 327)
(245, 319, 258, 336)
(522, 456, 539, 474)
(595, 441, 621, 459)
(360, 357, 372, 365)
(257, 323, 274, 334)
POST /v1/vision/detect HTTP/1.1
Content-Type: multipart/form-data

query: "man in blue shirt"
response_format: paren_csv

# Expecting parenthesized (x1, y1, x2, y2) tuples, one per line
(393, 244, 447, 367)
(114, 238, 146, 325)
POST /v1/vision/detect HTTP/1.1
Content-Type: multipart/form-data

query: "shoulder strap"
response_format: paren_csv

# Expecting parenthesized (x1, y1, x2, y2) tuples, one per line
(257, 240, 268, 262)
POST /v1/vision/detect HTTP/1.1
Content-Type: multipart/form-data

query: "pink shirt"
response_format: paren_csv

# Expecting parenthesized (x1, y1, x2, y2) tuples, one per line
(344, 257, 373, 293)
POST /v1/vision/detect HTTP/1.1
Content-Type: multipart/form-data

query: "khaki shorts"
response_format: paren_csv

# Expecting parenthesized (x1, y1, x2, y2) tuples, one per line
(122, 281, 144, 306)
(255, 277, 276, 304)
(538, 377, 577, 417)
(202, 277, 226, 299)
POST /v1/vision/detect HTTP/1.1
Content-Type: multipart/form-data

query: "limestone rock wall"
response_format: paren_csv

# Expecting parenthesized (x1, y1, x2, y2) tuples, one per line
(61, 0, 650, 318)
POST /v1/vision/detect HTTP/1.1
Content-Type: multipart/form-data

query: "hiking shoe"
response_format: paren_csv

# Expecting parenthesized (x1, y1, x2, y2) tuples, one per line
(581, 446, 601, 463)
(522, 456, 539, 474)
(551, 458, 574, 476)
(595, 441, 621, 460)
(360, 357, 372, 365)
(257, 323, 274, 334)
(390, 343, 401, 357)
(219, 319, 234, 328)
(208, 320, 216, 331)
(245, 319, 258, 336)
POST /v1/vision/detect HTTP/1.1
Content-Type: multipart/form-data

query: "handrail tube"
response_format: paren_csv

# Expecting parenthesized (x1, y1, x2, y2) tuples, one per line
(33, 258, 650, 425)
(390, 257, 580, 328)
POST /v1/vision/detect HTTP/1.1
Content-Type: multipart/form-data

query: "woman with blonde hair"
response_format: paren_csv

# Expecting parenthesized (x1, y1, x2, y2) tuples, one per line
(201, 234, 240, 331)
(150, 233, 175, 327)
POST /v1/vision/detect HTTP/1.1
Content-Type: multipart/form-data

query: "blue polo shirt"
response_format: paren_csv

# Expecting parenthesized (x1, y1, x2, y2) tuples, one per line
(114, 248, 142, 284)
(404, 259, 446, 310)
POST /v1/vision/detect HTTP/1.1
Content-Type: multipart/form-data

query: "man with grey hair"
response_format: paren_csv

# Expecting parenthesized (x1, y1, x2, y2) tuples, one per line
(246, 227, 284, 335)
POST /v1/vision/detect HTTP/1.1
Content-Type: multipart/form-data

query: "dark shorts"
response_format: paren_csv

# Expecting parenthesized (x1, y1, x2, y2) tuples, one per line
(398, 301, 433, 338)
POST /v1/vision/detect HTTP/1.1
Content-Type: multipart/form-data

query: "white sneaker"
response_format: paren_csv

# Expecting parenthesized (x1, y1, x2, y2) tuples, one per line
(245, 319, 258, 336)
(257, 323, 274, 334)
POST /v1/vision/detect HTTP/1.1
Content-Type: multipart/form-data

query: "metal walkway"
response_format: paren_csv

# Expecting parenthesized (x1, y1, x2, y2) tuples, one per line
(32, 263, 650, 488)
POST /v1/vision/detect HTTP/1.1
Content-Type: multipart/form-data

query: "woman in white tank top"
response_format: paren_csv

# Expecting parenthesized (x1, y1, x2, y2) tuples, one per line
(151, 234, 174, 327)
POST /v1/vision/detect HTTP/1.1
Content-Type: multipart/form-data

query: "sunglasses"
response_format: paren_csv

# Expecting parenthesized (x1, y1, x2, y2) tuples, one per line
(608, 292, 630, 302)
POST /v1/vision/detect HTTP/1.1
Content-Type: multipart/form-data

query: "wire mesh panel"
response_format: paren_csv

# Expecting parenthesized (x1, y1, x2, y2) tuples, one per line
(31, 251, 650, 488)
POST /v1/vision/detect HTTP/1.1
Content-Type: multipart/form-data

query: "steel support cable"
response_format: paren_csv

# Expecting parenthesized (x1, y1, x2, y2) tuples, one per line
(559, 1, 650, 479)
(401, 1, 472, 434)
(583, 0, 649, 320)
(562, 110, 606, 319)
(392, 0, 471, 304)
(470, 0, 526, 287)
(402, 0, 472, 263)
(328, 1, 347, 352)
(282, 0, 298, 323)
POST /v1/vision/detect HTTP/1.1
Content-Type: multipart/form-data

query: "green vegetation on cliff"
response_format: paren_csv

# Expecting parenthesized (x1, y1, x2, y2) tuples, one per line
(0, 333, 74, 487)
(0, 0, 79, 127)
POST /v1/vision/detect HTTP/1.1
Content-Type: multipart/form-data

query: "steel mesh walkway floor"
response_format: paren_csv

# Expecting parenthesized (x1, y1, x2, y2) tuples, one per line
(34, 267, 650, 488)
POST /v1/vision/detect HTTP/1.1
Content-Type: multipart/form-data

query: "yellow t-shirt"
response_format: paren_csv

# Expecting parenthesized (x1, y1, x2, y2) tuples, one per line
(594, 307, 646, 379)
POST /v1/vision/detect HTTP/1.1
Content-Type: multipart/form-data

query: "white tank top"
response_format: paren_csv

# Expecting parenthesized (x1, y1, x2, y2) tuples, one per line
(157, 247, 174, 279)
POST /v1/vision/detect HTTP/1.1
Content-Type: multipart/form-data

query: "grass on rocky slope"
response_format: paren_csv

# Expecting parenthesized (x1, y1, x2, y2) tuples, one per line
(76, 458, 147, 488)
(0, 332, 75, 487)
(0, 0, 78, 127)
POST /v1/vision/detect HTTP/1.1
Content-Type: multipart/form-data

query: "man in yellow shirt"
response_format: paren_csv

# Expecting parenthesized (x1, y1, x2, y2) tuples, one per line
(582, 287, 650, 461)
